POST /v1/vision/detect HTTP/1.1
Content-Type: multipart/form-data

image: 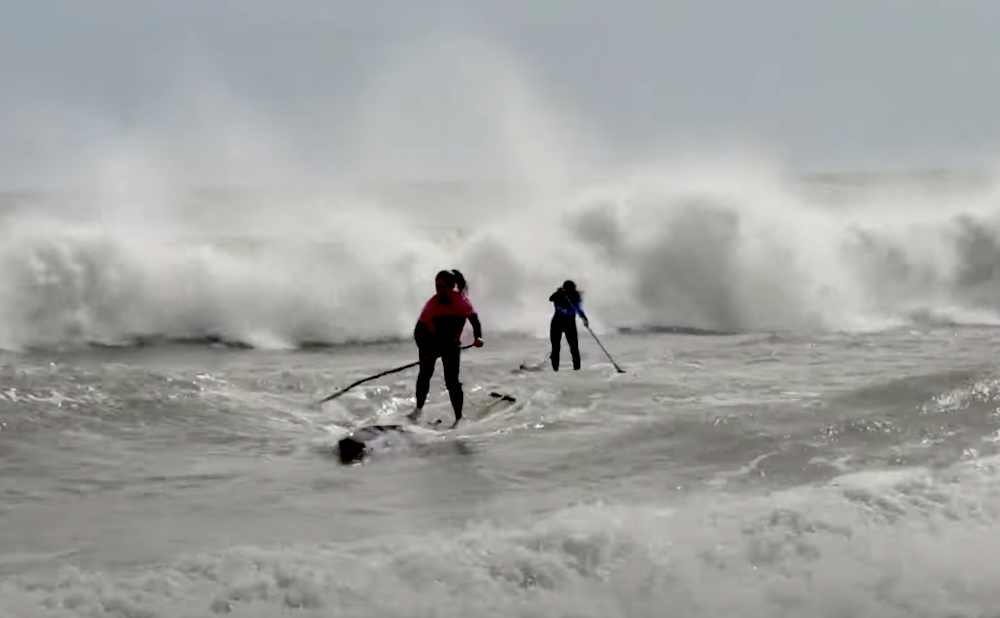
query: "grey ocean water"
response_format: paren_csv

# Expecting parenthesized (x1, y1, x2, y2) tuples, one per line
(3, 163, 1000, 617)
(5, 1, 1000, 610)
(4, 320, 1000, 615)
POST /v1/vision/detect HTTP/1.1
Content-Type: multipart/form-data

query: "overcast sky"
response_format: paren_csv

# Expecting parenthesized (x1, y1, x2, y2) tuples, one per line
(1, 0, 998, 187)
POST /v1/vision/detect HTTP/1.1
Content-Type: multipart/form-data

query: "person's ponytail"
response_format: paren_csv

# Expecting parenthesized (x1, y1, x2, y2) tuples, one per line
(452, 270, 467, 295)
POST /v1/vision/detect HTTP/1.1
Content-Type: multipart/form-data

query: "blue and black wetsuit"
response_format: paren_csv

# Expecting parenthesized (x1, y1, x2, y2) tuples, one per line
(549, 289, 587, 371)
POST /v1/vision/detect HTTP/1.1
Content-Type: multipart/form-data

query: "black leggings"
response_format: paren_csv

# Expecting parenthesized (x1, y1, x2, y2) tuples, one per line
(550, 314, 580, 370)
(415, 344, 463, 419)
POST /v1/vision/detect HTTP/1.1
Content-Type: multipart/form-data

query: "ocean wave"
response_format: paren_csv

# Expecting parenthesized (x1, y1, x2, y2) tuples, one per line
(6, 454, 1000, 617)
(2, 166, 1000, 351)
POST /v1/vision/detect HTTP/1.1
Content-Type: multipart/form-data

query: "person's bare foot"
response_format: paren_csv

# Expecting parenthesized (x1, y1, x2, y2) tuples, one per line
(406, 408, 422, 422)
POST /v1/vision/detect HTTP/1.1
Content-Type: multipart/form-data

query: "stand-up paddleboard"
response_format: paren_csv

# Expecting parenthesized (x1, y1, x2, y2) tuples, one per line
(336, 424, 432, 465)
(336, 392, 516, 465)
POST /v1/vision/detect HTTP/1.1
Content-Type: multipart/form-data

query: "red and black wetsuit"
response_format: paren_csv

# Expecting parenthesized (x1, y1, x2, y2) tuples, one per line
(413, 290, 482, 420)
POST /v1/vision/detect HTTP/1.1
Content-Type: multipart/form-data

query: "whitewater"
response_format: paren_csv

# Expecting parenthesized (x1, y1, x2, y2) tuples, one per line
(5, 34, 1000, 617)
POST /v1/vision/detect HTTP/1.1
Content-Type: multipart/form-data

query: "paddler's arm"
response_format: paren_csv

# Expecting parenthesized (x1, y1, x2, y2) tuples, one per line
(414, 320, 431, 351)
(468, 313, 484, 347)
(567, 298, 589, 327)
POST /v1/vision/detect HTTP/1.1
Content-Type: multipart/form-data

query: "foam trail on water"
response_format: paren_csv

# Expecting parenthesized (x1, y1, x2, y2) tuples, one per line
(1, 34, 1000, 350)
(7, 456, 1000, 617)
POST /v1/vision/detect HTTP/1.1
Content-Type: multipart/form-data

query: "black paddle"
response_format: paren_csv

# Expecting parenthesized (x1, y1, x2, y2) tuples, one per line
(319, 343, 476, 403)
(584, 323, 625, 373)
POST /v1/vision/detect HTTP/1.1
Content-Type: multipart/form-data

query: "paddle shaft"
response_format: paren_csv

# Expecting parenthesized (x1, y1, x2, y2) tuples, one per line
(584, 324, 625, 373)
(559, 290, 624, 373)
(320, 343, 475, 403)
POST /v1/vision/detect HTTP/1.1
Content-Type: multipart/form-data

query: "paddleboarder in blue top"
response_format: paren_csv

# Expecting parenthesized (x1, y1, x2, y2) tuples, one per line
(549, 280, 588, 371)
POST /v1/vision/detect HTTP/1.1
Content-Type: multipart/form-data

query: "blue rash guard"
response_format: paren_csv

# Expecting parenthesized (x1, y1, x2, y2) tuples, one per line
(550, 290, 587, 320)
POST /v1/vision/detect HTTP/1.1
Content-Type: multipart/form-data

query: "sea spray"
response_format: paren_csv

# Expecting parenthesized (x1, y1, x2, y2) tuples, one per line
(1, 35, 999, 350)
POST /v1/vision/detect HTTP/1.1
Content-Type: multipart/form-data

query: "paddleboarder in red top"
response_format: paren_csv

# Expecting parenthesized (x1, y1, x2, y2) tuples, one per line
(408, 269, 483, 427)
